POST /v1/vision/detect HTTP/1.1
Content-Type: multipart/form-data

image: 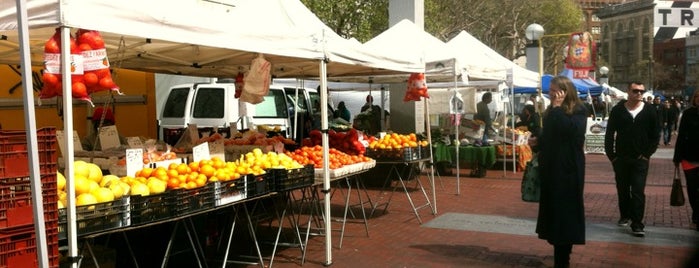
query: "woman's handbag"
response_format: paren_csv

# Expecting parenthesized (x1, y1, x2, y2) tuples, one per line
(521, 154, 540, 202)
(671, 167, 686, 207)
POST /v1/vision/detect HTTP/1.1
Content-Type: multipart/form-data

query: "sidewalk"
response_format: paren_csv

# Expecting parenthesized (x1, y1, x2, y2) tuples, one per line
(263, 145, 698, 268)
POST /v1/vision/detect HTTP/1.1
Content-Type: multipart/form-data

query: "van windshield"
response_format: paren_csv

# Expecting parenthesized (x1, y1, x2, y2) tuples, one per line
(192, 87, 225, 118)
(284, 88, 308, 115)
(162, 87, 190, 118)
(254, 90, 288, 118)
(309, 92, 320, 113)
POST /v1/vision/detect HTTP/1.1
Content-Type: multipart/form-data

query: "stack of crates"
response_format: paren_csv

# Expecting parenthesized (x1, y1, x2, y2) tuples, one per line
(0, 128, 59, 268)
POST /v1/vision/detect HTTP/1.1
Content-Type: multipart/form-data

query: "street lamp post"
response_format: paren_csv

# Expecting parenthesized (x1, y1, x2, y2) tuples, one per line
(599, 66, 609, 85)
(526, 23, 545, 125)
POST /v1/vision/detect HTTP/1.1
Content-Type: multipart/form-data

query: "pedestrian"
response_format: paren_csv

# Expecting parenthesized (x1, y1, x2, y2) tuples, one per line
(653, 96, 666, 139)
(515, 104, 541, 138)
(604, 81, 660, 237)
(673, 89, 699, 230)
(535, 76, 588, 268)
(335, 101, 351, 122)
(474, 92, 493, 145)
(663, 100, 680, 146)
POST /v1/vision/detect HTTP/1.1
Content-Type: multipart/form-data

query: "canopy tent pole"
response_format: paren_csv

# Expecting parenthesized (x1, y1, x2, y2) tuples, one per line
(380, 84, 386, 131)
(453, 69, 460, 195)
(58, 26, 79, 268)
(16, 1, 49, 266)
(423, 98, 437, 214)
(319, 59, 333, 266)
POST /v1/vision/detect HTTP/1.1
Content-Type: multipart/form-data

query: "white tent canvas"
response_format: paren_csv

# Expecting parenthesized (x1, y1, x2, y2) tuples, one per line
(0, 0, 421, 78)
(1, 0, 421, 266)
(447, 31, 540, 88)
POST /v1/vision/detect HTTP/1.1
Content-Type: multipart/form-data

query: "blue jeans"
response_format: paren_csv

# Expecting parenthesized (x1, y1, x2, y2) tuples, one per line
(612, 157, 649, 228)
(663, 123, 675, 145)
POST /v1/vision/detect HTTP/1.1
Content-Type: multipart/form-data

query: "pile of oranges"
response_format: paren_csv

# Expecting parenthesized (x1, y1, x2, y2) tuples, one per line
(287, 146, 372, 169)
(368, 133, 428, 150)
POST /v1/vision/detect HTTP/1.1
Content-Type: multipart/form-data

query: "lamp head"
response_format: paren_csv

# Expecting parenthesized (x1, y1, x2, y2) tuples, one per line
(525, 23, 545, 41)
(599, 66, 609, 75)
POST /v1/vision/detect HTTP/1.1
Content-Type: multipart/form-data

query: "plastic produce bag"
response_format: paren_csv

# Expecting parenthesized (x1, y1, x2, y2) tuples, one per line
(40, 28, 91, 103)
(404, 72, 429, 101)
(75, 29, 121, 94)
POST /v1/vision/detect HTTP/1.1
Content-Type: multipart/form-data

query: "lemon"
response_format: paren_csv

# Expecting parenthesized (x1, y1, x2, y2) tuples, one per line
(91, 187, 115, 203)
(86, 163, 103, 183)
(73, 161, 90, 178)
(76, 193, 98, 207)
(57, 171, 66, 191)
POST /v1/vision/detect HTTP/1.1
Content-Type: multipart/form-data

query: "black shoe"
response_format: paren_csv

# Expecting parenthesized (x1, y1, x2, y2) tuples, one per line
(631, 225, 645, 237)
(617, 218, 631, 227)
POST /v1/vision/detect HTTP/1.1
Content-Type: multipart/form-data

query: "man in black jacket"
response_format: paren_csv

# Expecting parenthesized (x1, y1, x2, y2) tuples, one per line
(604, 81, 660, 237)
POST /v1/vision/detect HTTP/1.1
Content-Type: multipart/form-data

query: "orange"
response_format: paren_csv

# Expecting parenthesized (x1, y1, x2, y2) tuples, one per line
(167, 169, 179, 179)
(153, 167, 168, 180)
(176, 163, 189, 175)
(188, 161, 200, 172)
(168, 163, 179, 170)
(195, 176, 207, 187)
(138, 167, 153, 178)
(200, 164, 215, 178)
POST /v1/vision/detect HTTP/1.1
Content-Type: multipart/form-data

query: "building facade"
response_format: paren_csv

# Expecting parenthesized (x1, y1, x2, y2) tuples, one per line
(597, 0, 692, 97)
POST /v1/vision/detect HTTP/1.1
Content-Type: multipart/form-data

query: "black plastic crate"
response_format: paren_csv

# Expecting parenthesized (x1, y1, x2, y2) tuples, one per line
(58, 196, 130, 239)
(173, 183, 215, 216)
(270, 165, 314, 191)
(245, 173, 270, 197)
(130, 192, 175, 226)
(214, 179, 246, 206)
(367, 147, 419, 161)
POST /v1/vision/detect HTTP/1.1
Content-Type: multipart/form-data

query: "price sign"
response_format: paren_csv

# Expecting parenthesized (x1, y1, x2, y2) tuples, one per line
(125, 148, 143, 177)
(126, 137, 143, 149)
(192, 142, 210, 162)
(209, 140, 225, 160)
(57, 130, 83, 158)
(98, 125, 120, 150)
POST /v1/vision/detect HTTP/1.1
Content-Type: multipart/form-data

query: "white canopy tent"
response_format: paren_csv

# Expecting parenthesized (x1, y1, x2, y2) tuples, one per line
(1, 0, 421, 266)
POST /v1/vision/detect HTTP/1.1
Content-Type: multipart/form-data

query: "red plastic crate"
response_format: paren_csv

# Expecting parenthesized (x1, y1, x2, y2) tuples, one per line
(0, 224, 59, 268)
(0, 128, 57, 179)
(0, 174, 58, 231)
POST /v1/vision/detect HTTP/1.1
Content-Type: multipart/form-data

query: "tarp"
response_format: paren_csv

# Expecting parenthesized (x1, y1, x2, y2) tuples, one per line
(0, 0, 422, 78)
(446, 31, 540, 87)
(331, 19, 458, 83)
(515, 68, 604, 98)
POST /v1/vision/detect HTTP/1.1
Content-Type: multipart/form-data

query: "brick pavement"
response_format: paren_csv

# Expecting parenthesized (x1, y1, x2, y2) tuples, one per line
(249, 144, 698, 268)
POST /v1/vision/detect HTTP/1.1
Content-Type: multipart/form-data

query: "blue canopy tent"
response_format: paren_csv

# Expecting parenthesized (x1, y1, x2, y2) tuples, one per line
(514, 68, 604, 98)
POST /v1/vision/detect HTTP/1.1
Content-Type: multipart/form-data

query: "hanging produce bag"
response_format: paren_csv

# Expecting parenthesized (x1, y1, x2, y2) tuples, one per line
(40, 28, 91, 103)
(241, 54, 271, 104)
(404, 72, 429, 102)
(75, 29, 121, 94)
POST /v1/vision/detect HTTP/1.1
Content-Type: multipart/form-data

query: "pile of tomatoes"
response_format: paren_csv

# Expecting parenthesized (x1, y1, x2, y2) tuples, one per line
(302, 128, 368, 155)
(287, 146, 372, 169)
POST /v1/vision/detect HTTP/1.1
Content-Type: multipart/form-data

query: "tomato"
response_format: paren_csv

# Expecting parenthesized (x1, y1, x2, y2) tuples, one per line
(44, 39, 60, 53)
(71, 82, 88, 98)
(42, 72, 59, 86)
(83, 72, 99, 86)
(99, 76, 114, 89)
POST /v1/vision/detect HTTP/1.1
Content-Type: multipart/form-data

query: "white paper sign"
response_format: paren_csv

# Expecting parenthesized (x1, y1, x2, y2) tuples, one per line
(192, 142, 210, 162)
(98, 125, 120, 150)
(125, 148, 143, 177)
(209, 140, 225, 160)
(126, 137, 143, 149)
(56, 130, 83, 158)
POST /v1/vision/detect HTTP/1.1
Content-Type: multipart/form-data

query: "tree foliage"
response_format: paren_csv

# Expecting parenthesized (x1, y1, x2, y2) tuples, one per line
(303, 0, 584, 74)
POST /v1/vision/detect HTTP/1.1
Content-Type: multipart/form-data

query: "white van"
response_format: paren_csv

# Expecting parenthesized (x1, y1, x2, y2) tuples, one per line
(157, 80, 325, 145)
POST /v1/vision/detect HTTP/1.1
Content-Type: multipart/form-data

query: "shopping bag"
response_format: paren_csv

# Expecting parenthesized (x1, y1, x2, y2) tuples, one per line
(521, 154, 540, 202)
(671, 167, 685, 207)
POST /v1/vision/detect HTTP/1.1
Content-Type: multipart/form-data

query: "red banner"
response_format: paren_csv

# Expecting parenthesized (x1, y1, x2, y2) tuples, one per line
(565, 32, 596, 71)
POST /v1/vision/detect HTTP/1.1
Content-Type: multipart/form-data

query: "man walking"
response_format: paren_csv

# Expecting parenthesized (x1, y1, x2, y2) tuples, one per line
(604, 81, 660, 237)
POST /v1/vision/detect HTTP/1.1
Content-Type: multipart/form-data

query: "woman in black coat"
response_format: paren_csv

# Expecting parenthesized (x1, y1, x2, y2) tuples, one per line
(536, 76, 588, 268)
(674, 89, 699, 228)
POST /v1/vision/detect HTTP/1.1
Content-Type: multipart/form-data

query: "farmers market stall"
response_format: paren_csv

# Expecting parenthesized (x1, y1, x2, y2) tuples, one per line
(2, 0, 421, 266)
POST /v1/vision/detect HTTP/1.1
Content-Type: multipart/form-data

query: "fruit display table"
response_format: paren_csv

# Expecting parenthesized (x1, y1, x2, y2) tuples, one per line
(432, 144, 496, 177)
(370, 158, 434, 224)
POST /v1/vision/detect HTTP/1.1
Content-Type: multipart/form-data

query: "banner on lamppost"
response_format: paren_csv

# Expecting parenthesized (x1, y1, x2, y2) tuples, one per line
(565, 32, 596, 78)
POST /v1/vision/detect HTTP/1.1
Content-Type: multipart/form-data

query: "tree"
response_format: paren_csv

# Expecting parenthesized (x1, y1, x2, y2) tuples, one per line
(303, 0, 583, 74)
(301, 0, 388, 42)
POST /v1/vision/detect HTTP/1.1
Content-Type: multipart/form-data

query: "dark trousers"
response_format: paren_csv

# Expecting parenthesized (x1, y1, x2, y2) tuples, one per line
(612, 157, 649, 228)
(554, 244, 572, 268)
(684, 167, 699, 223)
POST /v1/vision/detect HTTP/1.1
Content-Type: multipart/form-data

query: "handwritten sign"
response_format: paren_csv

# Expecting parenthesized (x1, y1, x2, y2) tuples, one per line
(125, 148, 143, 177)
(209, 140, 225, 160)
(192, 142, 210, 162)
(56, 130, 83, 158)
(98, 125, 120, 150)
(126, 137, 143, 149)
